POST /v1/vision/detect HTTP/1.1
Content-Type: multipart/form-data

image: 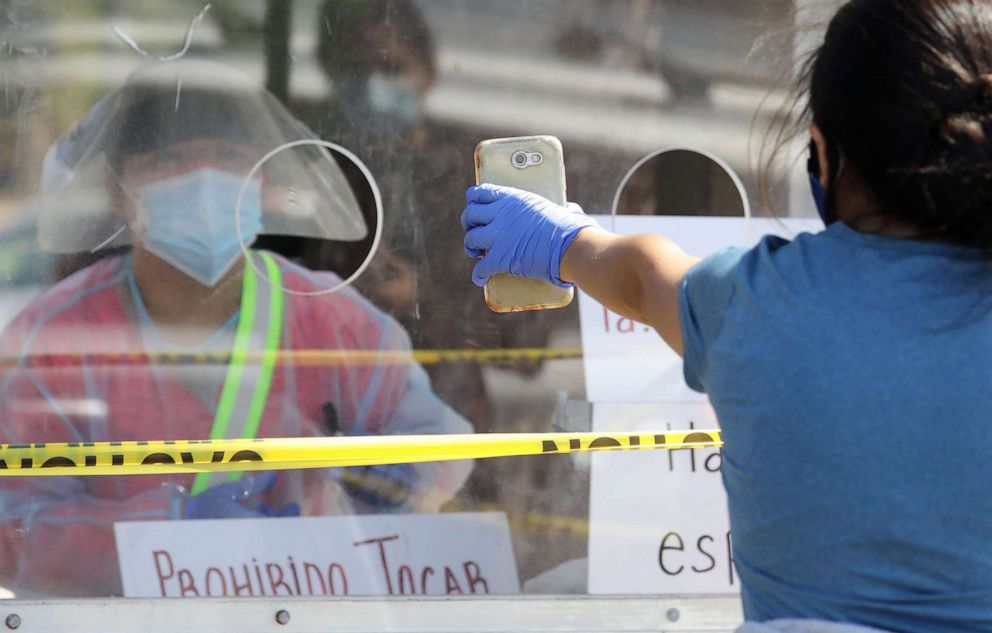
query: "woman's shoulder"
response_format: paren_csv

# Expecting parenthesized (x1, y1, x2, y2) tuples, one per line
(688, 225, 834, 288)
(682, 228, 835, 329)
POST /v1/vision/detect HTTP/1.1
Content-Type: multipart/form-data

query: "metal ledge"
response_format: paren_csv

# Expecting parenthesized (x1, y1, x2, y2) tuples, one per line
(0, 595, 743, 633)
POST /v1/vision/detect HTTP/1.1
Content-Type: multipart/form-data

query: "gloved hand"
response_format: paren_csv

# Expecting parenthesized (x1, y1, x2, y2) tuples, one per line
(339, 463, 416, 511)
(461, 184, 599, 288)
(182, 471, 300, 519)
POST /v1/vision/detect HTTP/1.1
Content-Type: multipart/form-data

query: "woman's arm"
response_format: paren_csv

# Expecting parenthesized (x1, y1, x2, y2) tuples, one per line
(561, 228, 699, 355)
(461, 184, 699, 355)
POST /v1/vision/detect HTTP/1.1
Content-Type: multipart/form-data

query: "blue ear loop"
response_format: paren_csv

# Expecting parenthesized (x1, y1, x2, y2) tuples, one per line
(807, 140, 830, 225)
(807, 138, 844, 226)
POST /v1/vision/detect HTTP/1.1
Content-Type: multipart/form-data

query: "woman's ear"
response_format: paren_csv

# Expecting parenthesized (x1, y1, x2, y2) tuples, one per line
(810, 124, 831, 189)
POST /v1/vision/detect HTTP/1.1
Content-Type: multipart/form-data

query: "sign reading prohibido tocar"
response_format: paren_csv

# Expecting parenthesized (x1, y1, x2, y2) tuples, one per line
(115, 512, 519, 598)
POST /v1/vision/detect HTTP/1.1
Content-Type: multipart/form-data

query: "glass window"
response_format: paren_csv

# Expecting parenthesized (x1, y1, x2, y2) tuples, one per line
(0, 0, 804, 619)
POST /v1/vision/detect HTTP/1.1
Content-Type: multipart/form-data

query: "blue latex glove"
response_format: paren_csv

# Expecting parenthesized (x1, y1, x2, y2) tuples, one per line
(461, 184, 599, 288)
(182, 471, 300, 519)
(340, 463, 416, 511)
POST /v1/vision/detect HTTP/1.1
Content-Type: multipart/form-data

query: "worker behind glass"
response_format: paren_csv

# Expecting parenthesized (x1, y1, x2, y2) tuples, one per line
(0, 60, 472, 598)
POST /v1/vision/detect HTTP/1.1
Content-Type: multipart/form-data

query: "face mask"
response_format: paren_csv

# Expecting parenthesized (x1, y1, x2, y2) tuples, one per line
(808, 172, 829, 224)
(367, 73, 419, 125)
(338, 75, 420, 137)
(807, 140, 835, 225)
(136, 167, 263, 287)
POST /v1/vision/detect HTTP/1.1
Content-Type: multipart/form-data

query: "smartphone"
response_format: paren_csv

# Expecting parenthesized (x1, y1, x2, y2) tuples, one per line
(474, 135, 574, 313)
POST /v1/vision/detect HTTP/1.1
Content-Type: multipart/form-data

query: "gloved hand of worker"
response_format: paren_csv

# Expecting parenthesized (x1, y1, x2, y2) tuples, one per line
(461, 184, 599, 288)
(182, 471, 300, 519)
(339, 463, 416, 511)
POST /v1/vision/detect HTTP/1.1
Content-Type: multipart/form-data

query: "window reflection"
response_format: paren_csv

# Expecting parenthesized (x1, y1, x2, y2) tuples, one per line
(0, 0, 798, 603)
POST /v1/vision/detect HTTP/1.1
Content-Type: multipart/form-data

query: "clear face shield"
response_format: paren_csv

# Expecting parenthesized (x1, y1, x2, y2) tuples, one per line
(29, 60, 367, 268)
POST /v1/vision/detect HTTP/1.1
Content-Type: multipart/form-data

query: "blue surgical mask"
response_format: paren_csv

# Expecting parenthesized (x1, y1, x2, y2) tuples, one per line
(367, 73, 419, 125)
(809, 172, 829, 224)
(338, 75, 420, 138)
(807, 139, 833, 225)
(137, 167, 263, 287)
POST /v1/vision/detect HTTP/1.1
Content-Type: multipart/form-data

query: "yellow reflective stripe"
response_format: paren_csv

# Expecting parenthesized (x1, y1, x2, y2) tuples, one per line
(226, 252, 283, 482)
(192, 256, 260, 496)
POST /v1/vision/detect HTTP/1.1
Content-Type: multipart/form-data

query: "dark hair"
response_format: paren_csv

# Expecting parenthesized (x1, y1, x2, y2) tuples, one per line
(316, 0, 436, 82)
(110, 89, 254, 162)
(772, 0, 992, 250)
(103, 77, 308, 169)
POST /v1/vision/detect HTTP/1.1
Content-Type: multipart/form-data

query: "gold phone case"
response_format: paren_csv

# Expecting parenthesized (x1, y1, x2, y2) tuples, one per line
(474, 135, 574, 313)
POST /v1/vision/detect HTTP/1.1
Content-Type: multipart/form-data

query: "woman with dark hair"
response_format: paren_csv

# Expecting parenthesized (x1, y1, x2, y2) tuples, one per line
(461, 1, 992, 631)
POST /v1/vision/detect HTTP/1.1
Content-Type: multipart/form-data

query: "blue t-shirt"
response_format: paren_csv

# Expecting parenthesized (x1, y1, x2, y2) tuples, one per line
(679, 221, 992, 632)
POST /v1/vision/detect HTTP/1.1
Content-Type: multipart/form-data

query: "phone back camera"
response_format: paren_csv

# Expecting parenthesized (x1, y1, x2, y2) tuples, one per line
(511, 150, 543, 170)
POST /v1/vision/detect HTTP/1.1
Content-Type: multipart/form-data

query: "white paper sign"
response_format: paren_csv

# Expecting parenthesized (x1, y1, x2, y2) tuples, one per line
(588, 403, 732, 594)
(579, 215, 822, 403)
(115, 512, 519, 598)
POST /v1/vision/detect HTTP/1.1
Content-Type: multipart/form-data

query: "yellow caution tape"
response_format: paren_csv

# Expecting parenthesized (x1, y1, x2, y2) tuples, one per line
(2, 348, 585, 368)
(0, 431, 723, 476)
(449, 500, 594, 538)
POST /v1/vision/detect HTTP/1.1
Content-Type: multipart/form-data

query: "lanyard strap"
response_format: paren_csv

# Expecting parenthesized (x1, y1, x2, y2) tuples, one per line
(190, 252, 284, 495)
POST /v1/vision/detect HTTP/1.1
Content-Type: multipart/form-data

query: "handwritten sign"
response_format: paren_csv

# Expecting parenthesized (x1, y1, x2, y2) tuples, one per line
(588, 402, 732, 594)
(579, 216, 821, 403)
(115, 512, 519, 598)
